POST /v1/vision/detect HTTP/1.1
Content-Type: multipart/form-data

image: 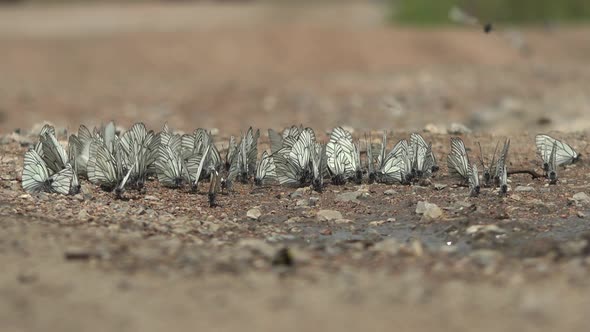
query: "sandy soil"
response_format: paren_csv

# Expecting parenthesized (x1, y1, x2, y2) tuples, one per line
(1, 3, 590, 332)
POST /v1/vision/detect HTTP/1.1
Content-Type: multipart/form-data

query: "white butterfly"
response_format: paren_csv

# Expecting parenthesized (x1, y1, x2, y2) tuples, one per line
(535, 134, 580, 170)
(311, 142, 326, 192)
(447, 137, 470, 184)
(208, 167, 221, 207)
(326, 127, 361, 184)
(499, 164, 508, 195)
(231, 127, 259, 183)
(379, 139, 412, 184)
(477, 141, 498, 187)
(254, 150, 277, 186)
(409, 133, 437, 179)
(22, 149, 77, 195)
(33, 124, 56, 159)
(117, 123, 157, 188)
(547, 141, 558, 184)
(494, 138, 510, 186)
(186, 145, 210, 191)
(156, 143, 185, 188)
(39, 131, 68, 175)
(224, 135, 237, 171)
(468, 163, 480, 197)
(275, 128, 314, 187)
(87, 139, 120, 190)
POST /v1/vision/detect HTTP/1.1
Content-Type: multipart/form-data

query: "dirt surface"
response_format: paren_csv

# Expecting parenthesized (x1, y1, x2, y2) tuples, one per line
(1, 3, 590, 332)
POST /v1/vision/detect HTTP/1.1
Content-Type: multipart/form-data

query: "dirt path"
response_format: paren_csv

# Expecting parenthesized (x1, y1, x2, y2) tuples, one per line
(1, 3, 590, 332)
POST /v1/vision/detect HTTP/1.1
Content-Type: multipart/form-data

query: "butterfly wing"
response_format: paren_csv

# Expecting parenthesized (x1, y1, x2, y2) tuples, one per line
(22, 149, 50, 193)
(447, 137, 470, 182)
(50, 164, 75, 195)
(87, 140, 118, 189)
(40, 132, 68, 175)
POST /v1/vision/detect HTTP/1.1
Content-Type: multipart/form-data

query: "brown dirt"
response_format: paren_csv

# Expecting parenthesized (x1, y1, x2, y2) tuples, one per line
(1, 3, 590, 332)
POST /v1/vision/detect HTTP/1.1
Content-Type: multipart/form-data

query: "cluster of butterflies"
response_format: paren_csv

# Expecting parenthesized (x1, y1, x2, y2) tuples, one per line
(21, 122, 581, 206)
(449, 134, 580, 197)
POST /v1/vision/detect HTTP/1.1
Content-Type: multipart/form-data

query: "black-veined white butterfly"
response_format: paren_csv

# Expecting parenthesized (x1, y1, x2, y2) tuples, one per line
(326, 127, 361, 184)
(379, 139, 411, 184)
(254, 150, 277, 186)
(547, 141, 558, 184)
(208, 166, 221, 207)
(186, 145, 210, 191)
(468, 163, 480, 197)
(22, 149, 77, 195)
(499, 164, 508, 195)
(447, 137, 470, 184)
(274, 128, 314, 187)
(156, 143, 185, 188)
(311, 142, 326, 192)
(33, 124, 56, 159)
(224, 135, 237, 172)
(477, 141, 499, 187)
(494, 138, 510, 186)
(87, 139, 121, 190)
(535, 134, 580, 170)
(409, 133, 437, 178)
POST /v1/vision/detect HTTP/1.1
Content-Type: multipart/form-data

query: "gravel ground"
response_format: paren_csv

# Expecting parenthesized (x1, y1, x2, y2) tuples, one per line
(1, 3, 590, 332)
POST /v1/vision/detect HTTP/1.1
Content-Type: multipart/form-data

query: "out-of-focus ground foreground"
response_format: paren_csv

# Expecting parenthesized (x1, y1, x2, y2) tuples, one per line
(1, 2, 590, 332)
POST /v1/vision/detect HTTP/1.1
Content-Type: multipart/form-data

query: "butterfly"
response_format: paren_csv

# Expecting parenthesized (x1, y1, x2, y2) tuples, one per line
(36, 130, 81, 194)
(468, 163, 480, 197)
(535, 134, 580, 170)
(185, 145, 211, 191)
(447, 137, 470, 184)
(119, 122, 160, 189)
(33, 124, 56, 159)
(379, 139, 412, 184)
(494, 138, 510, 186)
(329, 144, 350, 185)
(326, 127, 361, 184)
(499, 164, 508, 195)
(477, 141, 499, 187)
(87, 139, 128, 191)
(155, 143, 185, 188)
(547, 141, 558, 184)
(274, 127, 314, 187)
(409, 133, 438, 178)
(366, 132, 388, 184)
(114, 160, 137, 199)
(233, 127, 260, 183)
(181, 128, 221, 181)
(22, 149, 78, 195)
(254, 150, 277, 186)
(97, 121, 117, 154)
(224, 135, 237, 172)
(311, 142, 326, 192)
(208, 166, 221, 207)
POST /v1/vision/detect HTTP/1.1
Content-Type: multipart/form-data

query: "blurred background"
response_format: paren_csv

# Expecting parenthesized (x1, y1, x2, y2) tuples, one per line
(0, 0, 589, 135)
